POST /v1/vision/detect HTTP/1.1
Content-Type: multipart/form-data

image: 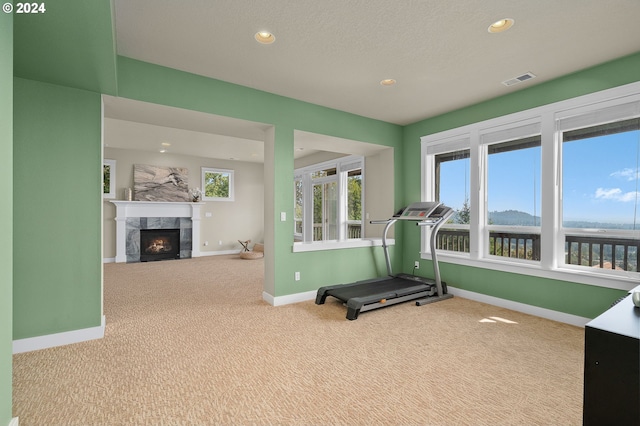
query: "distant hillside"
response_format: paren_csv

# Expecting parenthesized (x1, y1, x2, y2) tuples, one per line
(489, 210, 540, 226)
(452, 209, 636, 229)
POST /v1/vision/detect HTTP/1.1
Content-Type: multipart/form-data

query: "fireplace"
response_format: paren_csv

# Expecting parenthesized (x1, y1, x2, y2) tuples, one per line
(140, 229, 181, 262)
(110, 201, 203, 263)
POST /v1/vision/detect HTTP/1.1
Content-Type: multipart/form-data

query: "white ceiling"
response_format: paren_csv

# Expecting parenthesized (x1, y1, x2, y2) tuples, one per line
(106, 0, 640, 161)
(103, 95, 271, 162)
(102, 95, 387, 162)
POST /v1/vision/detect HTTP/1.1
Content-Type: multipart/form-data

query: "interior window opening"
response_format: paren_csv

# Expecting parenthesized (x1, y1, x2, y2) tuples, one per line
(294, 156, 364, 243)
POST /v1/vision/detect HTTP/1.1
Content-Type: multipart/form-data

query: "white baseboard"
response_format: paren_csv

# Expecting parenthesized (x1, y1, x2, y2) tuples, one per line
(263, 290, 316, 306)
(9, 417, 19, 426)
(263, 286, 590, 327)
(13, 315, 106, 354)
(447, 287, 591, 327)
(199, 249, 242, 257)
(103, 250, 243, 263)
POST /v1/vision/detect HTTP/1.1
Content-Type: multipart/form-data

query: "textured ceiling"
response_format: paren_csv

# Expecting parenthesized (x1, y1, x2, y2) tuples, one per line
(114, 0, 640, 125)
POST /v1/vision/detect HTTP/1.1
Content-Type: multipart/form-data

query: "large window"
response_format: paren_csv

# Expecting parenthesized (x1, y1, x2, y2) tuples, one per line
(421, 82, 640, 289)
(294, 156, 364, 243)
(433, 149, 470, 253)
(561, 117, 640, 272)
(486, 136, 541, 261)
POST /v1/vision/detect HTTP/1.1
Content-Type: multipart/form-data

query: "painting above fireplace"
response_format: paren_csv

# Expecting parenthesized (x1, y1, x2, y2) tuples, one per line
(134, 164, 189, 202)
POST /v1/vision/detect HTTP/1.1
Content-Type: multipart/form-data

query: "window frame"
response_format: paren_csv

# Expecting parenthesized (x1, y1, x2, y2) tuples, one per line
(420, 81, 640, 291)
(201, 167, 234, 202)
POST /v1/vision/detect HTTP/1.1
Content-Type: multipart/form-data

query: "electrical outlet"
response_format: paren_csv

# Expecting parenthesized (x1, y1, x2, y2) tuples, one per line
(414, 261, 420, 269)
(218, 240, 223, 245)
(294, 272, 300, 281)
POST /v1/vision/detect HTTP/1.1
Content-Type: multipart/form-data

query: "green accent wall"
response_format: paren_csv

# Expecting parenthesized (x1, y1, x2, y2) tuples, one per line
(401, 52, 640, 319)
(13, 0, 117, 95)
(116, 56, 404, 296)
(13, 78, 103, 339)
(1, 9, 13, 426)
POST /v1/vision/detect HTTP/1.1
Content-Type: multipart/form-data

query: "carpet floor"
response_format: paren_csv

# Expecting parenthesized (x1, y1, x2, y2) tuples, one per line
(13, 255, 585, 425)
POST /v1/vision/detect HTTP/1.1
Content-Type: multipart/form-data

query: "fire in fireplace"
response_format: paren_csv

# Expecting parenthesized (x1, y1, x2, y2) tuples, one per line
(140, 229, 181, 262)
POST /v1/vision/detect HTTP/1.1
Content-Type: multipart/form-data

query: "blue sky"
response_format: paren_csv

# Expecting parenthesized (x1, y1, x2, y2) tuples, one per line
(563, 131, 640, 225)
(438, 130, 640, 227)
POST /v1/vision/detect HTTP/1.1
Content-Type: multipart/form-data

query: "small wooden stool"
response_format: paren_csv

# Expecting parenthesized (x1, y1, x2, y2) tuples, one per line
(238, 240, 264, 260)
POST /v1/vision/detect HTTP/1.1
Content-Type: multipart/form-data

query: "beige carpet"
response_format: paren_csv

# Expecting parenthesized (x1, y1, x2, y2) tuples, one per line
(13, 255, 584, 425)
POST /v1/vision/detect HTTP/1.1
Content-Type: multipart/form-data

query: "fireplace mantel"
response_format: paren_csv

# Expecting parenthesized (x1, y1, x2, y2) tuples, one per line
(110, 201, 205, 263)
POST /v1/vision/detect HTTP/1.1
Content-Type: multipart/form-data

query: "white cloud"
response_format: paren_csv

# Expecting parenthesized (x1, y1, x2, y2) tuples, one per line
(594, 187, 639, 202)
(619, 191, 640, 202)
(610, 168, 640, 181)
(595, 188, 621, 199)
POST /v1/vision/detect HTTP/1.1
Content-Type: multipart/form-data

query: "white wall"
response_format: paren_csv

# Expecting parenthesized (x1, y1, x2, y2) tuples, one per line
(364, 148, 395, 238)
(103, 147, 264, 259)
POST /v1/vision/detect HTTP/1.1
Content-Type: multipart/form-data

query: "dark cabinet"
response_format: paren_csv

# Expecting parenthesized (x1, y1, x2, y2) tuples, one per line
(583, 287, 640, 426)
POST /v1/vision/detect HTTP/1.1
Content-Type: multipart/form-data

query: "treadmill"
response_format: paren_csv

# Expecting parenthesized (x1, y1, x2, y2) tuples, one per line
(315, 201, 455, 320)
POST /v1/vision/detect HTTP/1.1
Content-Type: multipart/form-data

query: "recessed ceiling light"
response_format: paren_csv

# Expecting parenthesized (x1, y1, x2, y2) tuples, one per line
(159, 149, 167, 153)
(161, 142, 171, 147)
(488, 18, 514, 33)
(255, 31, 275, 44)
(380, 79, 396, 86)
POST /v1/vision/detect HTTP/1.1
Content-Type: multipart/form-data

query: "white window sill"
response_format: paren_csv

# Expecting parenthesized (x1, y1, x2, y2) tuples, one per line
(293, 238, 394, 253)
(421, 251, 638, 291)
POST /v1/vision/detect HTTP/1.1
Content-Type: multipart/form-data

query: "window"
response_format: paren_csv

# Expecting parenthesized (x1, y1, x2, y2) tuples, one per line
(313, 176, 338, 241)
(294, 177, 303, 241)
(421, 82, 640, 289)
(434, 149, 470, 253)
(294, 156, 364, 243)
(486, 135, 541, 261)
(103, 159, 116, 199)
(347, 169, 363, 238)
(201, 167, 234, 201)
(561, 117, 640, 272)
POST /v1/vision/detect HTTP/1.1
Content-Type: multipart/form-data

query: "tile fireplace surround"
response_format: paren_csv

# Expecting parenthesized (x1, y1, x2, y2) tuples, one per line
(110, 201, 204, 263)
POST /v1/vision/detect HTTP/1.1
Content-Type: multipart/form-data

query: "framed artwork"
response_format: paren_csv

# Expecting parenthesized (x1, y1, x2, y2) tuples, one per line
(103, 159, 116, 199)
(134, 164, 189, 201)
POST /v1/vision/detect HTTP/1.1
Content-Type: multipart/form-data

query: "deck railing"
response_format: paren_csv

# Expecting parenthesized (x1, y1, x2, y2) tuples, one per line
(565, 235, 639, 271)
(437, 229, 540, 260)
(312, 222, 362, 240)
(437, 229, 639, 271)
(490, 232, 541, 261)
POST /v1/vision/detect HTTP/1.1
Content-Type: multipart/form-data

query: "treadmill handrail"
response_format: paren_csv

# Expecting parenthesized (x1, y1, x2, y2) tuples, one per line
(369, 203, 454, 278)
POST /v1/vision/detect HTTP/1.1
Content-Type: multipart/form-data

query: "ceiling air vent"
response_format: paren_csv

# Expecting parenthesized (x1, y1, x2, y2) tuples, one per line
(502, 72, 536, 87)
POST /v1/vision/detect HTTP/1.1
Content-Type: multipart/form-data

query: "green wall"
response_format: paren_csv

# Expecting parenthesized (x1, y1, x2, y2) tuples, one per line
(1, 9, 13, 426)
(13, 78, 103, 339)
(116, 57, 404, 296)
(13, 0, 117, 95)
(401, 52, 640, 319)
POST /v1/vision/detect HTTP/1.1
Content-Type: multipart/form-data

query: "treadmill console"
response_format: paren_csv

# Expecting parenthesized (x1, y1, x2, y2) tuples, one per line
(394, 202, 442, 220)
